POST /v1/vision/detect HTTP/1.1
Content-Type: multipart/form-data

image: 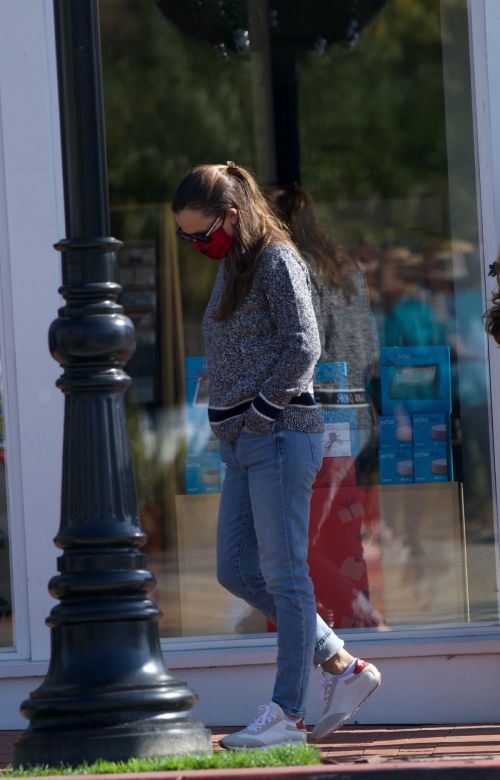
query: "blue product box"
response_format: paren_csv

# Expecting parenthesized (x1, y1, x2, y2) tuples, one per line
(380, 346, 451, 416)
(184, 355, 221, 490)
(413, 445, 450, 483)
(185, 355, 210, 407)
(412, 413, 448, 449)
(315, 363, 370, 458)
(313, 361, 348, 406)
(379, 447, 414, 484)
(322, 421, 352, 458)
(379, 415, 413, 449)
(185, 451, 221, 494)
(322, 407, 362, 457)
(184, 405, 219, 457)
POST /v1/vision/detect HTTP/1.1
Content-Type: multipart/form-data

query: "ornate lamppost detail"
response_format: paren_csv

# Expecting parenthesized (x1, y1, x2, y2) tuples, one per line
(13, 0, 211, 767)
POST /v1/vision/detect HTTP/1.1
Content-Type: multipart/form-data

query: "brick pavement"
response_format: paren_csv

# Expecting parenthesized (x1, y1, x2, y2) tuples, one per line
(1, 724, 499, 774)
(212, 724, 500, 764)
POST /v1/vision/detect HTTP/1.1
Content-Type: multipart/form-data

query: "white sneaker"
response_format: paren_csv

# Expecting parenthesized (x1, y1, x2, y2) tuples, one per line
(220, 701, 307, 750)
(311, 658, 381, 740)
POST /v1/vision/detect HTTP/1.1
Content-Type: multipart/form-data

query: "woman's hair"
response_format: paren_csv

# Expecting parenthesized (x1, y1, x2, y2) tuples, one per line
(172, 162, 293, 319)
(271, 185, 356, 299)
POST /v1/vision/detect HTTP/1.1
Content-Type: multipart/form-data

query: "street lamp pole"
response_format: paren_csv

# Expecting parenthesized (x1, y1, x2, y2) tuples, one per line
(13, 0, 211, 767)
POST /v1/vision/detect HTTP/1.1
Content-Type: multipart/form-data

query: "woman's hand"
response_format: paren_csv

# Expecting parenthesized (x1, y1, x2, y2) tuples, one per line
(243, 405, 276, 435)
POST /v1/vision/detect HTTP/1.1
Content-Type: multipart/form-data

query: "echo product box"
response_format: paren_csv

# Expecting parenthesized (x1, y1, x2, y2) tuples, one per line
(412, 413, 448, 449)
(313, 361, 348, 405)
(185, 451, 221, 494)
(380, 346, 451, 415)
(379, 447, 414, 484)
(315, 361, 370, 459)
(316, 361, 355, 459)
(379, 415, 413, 448)
(323, 422, 352, 457)
(184, 355, 222, 492)
(185, 355, 210, 407)
(185, 407, 219, 458)
(413, 446, 449, 483)
(322, 408, 363, 457)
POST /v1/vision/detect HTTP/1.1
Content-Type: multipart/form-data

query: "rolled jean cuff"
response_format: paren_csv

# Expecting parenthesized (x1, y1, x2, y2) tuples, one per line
(314, 629, 344, 666)
(273, 700, 303, 719)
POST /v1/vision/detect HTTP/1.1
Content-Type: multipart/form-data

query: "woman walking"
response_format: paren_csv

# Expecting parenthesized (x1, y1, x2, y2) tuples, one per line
(173, 162, 381, 748)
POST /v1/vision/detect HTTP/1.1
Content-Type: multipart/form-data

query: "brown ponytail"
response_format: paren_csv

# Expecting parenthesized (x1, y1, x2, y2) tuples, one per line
(172, 163, 294, 319)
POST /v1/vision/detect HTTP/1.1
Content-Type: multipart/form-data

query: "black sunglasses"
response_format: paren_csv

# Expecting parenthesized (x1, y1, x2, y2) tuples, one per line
(176, 212, 225, 243)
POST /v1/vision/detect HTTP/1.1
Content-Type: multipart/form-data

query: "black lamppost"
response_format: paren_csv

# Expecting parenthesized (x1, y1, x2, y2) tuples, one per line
(13, 0, 211, 767)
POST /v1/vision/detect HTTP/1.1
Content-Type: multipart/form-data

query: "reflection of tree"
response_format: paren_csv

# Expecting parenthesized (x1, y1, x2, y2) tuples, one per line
(100, 0, 254, 204)
(300, 0, 449, 208)
(100, 0, 461, 229)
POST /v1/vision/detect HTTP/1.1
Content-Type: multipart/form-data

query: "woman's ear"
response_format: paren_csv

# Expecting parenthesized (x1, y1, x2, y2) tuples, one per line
(227, 207, 238, 225)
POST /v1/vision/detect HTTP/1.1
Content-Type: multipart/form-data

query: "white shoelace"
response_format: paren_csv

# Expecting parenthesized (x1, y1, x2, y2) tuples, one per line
(247, 703, 276, 733)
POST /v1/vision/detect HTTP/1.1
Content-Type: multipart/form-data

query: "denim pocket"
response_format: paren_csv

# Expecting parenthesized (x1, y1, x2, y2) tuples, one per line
(241, 426, 271, 437)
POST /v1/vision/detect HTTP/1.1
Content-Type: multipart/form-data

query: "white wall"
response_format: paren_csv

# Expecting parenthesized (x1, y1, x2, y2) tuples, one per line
(3, 638, 500, 729)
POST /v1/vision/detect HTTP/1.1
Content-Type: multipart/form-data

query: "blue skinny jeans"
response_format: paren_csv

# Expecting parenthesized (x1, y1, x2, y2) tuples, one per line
(217, 425, 344, 718)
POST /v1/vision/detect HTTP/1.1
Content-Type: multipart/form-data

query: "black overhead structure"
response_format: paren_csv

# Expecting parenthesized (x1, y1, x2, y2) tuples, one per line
(155, 0, 387, 185)
(13, 0, 211, 767)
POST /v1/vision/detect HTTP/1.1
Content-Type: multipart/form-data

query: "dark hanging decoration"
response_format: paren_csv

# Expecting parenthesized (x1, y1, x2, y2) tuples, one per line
(341, 0, 361, 50)
(155, 0, 388, 56)
(233, 28, 251, 54)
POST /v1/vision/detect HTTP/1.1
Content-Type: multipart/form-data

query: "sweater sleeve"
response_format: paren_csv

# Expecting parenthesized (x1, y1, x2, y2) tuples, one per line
(243, 245, 321, 434)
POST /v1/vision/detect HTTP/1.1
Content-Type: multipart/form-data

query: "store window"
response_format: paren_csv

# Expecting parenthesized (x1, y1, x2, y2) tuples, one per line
(0, 365, 13, 649)
(100, 0, 497, 639)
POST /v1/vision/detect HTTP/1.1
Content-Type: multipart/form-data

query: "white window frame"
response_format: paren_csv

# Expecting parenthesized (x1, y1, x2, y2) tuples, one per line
(481, 0, 500, 557)
(0, 0, 65, 662)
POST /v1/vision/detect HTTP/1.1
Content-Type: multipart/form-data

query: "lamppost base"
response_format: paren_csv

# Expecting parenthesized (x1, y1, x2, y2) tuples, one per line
(14, 720, 213, 768)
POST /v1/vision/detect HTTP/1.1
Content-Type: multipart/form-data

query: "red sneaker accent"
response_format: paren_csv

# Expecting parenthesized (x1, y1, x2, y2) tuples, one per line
(296, 718, 307, 731)
(354, 658, 369, 674)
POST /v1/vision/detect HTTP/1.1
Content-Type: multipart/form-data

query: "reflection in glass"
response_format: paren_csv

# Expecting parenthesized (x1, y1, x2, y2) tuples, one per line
(101, 0, 497, 638)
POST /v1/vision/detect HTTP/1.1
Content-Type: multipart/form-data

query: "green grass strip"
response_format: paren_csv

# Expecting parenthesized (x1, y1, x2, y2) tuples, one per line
(3, 743, 322, 776)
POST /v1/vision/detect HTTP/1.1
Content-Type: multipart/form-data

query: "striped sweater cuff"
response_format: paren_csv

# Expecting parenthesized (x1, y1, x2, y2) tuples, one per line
(252, 392, 285, 421)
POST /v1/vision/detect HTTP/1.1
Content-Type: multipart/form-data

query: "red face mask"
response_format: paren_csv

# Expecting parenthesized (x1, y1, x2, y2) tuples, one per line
(193, 225, 235, 260)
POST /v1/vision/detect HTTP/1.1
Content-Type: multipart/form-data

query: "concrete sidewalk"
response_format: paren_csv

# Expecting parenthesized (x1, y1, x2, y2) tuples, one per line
(1, 724, 499, 777)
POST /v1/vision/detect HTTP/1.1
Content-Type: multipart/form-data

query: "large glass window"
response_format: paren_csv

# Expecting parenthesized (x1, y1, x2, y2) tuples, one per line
(100, 0, 497, 638)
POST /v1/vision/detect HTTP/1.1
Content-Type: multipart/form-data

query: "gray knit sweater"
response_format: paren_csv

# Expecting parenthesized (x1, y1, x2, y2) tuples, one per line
(307, 263, 380, 429)
(203, 241, 324, 442)
(308, 264, 380, 387)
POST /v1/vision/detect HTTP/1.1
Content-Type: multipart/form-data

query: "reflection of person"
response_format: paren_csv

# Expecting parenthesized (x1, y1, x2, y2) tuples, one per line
(271, 185, 380, 435)
(173, 163, 381, 749)
(380, 245, 447, 346)
(485, 260, 500, 343)
(271, 186, 383, 630)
